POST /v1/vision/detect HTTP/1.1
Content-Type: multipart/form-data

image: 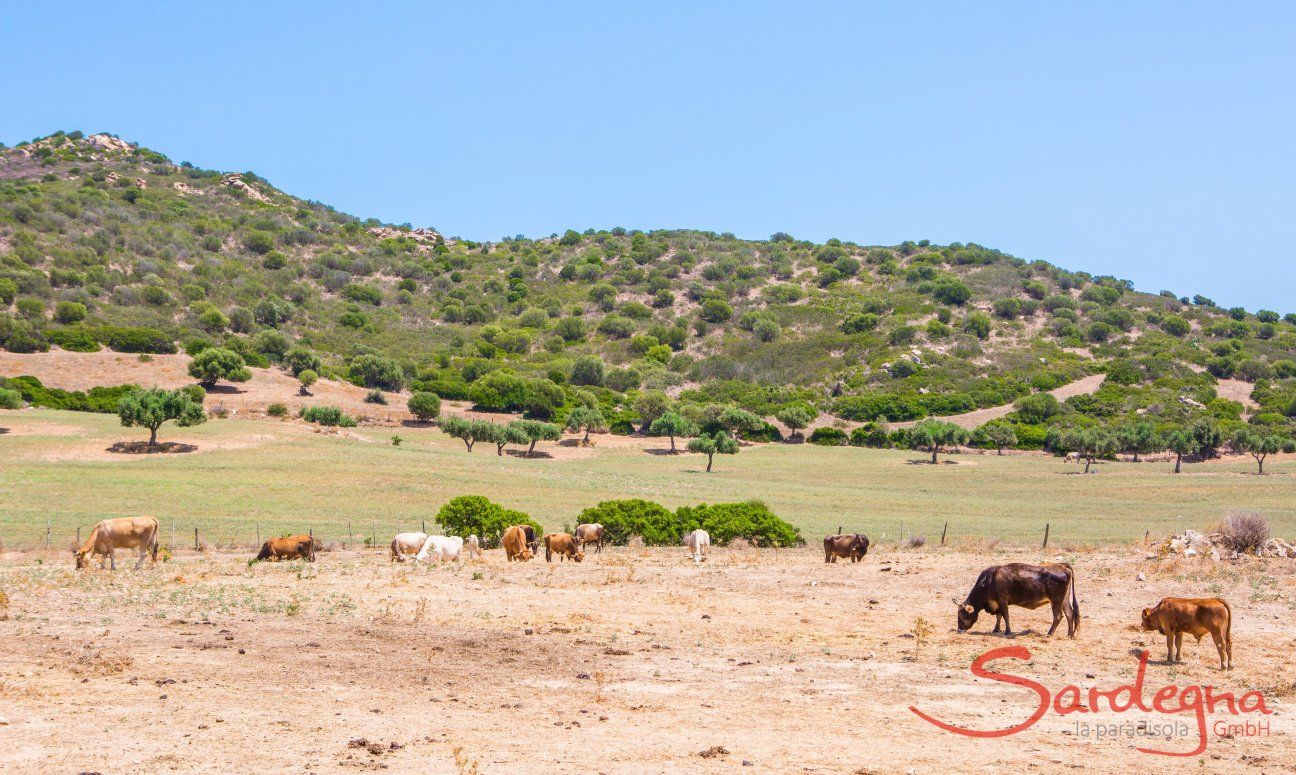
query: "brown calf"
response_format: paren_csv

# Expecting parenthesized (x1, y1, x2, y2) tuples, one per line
(1141, 597, 1233, 670)
(823, 534, 870, 563)
(544, 533, 585, 562)
(503, 526, 533, 562)
(255, 534, 316, 562)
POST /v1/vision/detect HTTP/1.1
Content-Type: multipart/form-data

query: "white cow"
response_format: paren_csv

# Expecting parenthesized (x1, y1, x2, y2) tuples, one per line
(416, 535, 465, 563)
(1064, 452, 1081, 465)
(463, 534, 482, 560)
(390, 532, 428, 563)
(683, 529, 711, 564)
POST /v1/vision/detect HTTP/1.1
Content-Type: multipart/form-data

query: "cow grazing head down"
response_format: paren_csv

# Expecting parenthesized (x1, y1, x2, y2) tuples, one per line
(518, 549, 534, 561)
(73, 548, 89, 569)
(955, 599, 978, 631)
(572, 550, 585, 563)
(1140, 607, 1155, 630)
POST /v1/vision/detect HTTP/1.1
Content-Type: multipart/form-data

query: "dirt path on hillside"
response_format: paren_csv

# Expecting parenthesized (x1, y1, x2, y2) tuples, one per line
(0, 546, 1291, 774)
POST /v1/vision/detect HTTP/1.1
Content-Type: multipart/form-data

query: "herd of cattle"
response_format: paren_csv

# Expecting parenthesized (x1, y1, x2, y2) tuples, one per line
(68, 517, 1235, 670)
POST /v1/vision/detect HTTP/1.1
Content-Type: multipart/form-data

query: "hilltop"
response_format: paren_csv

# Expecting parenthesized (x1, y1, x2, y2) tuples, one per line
(2, 130, 1295, 447)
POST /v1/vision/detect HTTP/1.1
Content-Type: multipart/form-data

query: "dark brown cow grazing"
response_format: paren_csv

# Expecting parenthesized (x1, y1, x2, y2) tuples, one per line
(956, 562, 1079, 637)
(1141, 597, 1233, 670)
(544, 533, 585, 562)
(574, 523, 604, 554)
(823, 534, 870, 563)
(254, 534, 316, 562)
(521, 525, 540, 555)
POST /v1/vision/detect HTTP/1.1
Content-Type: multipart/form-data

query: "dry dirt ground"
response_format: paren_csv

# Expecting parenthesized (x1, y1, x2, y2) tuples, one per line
(1, 545, 1293, 774)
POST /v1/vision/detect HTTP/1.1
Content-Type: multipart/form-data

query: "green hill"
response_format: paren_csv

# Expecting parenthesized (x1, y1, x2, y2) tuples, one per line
(3, 130, 1295, 450)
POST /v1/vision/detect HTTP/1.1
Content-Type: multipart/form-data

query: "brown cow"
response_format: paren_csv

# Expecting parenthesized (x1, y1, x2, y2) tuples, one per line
(544, 533, 585, 563)
(823, 534, 870, 563)
(1141, 597, 1233, 670)
(254, 534, 316, 562)
(74, 517, 159, 570)
(574, 523, 604, 554)
(503, 526, 533, 562)
(956, 563, 1079, 637)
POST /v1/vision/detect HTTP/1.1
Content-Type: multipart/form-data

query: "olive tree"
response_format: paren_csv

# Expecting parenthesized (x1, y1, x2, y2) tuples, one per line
(118, 388, 206, 445)
(1166, 430, 1198, 474)
(1059, 427, 1119, 474)
(440, 417, 498, 452)
(564, 406, 605, 444)
(908, 419, 970, 464)
(687, 431, 739, 472)
(407, 391, 442, 421)
(648, 411, 698, 453)
(1232, 428, 1287, 475)
(1118, 421, 1162, 463)
(775, 403, 817, 442)
(973, 421, 1018, 455)
(508, 419, 561, 456)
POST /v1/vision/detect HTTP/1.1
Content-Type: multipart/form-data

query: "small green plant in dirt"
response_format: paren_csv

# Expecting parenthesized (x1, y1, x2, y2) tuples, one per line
(391, 434, 403, 446)
(912, 616, 934, 661)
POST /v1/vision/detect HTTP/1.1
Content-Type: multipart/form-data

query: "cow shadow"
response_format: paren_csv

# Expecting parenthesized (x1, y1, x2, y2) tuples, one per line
(400, 419, 436, 428)
(0, 428, 8, 435)
(558, 438, 595, 448)
(906, 459, 958, 465)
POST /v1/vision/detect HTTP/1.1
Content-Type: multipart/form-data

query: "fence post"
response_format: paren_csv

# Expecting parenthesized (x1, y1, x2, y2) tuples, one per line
(940, 522, 948, 546)
(194, 527, 200, 551)
(422, 520, 426, 534)
(1042, 523, 1050, 549)
(347, 521, 352, 549)
(45, 519, 51, 549)
(77, 526, 81, 544)
(837, 525, 842, 536)
(256, 523, 260, 546)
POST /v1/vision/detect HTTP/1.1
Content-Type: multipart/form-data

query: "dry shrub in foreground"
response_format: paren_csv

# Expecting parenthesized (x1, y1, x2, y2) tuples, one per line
(907, 534, 927, 548)
(1217, 512, 1271, 554)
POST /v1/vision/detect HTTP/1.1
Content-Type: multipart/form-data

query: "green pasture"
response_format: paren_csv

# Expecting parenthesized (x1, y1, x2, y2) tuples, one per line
(2, 409, 1294, 549)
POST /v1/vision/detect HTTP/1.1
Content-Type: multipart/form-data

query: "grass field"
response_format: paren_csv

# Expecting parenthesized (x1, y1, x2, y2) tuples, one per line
(3, 408, 1295, 548)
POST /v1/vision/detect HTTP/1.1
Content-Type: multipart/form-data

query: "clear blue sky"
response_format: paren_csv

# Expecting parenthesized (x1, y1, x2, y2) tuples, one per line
(4, 2, 1294, 311)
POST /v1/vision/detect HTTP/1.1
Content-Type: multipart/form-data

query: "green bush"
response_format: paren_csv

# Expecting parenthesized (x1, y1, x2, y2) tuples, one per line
(267, 402, 288, 418)
(300, 405, 357, 427)
(0, 387, 23, 409)
(676, 501, 802, 547)
(407, 391, 441, 421)
(578, 499, 680, 545)
(808, 426, 848, 446)
(849, 422, 890, 448)
(435, 495, 542, 548)
(0, 375, 138, 413)
(99, 325, 177, 354)
(47, 325, 101, 352)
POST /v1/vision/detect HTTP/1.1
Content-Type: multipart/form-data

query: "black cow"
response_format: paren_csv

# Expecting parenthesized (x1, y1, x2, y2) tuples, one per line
(956, 563, 1079, 637)
(522, 525, 540, 555)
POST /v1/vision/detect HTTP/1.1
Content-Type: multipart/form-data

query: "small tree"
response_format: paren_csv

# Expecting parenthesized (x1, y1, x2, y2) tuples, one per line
(1060, 427, 1118, 474)
(565, 406, 605, 444)
(509, 419, 561, 455)
(440, 417, 498, 452)
(775, 404, 817, 442)
(1118, 422, 1162, 463)
(632, 390, 671, 432)
(117, 388, 206, 445)
(909, 420, 970, 464)
(687, 431, 739, 472)
(1166, 430, 1198, 474)
(1232, 429, 1286, 475)
(491, 423, 529, 456)
(407, 391, 442, 421)
(187, 347, 251, 388)
(974, 421, 1018, 455)
(648, 411, 698, 453)
(298, 369, 318, 396)
(713, 405, 765, 440)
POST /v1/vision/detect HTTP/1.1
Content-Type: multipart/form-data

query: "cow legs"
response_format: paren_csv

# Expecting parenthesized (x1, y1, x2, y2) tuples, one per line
(1210, 631, 1228, 670)
(1174, 632, 1184, 662)
(108, 546, 116, 571)
(1000, 607, 1013, 637)
(991, 613, 1002, 634)
(1047, 599, 1063, 636)
(1164, 633, 1175, 664)
(134, 545, 147, 570)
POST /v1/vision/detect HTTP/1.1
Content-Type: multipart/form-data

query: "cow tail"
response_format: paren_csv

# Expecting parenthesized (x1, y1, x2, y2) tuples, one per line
(1221, 597, 1231, 645)
(1068, 565, 1080, 633)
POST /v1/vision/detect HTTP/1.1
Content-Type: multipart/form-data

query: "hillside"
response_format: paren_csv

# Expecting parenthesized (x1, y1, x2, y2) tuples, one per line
(3, 130, 1296, 448)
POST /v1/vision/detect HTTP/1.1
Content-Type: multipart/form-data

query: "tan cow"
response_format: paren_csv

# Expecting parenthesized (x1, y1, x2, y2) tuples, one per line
(544, 532, 585, 562)
(390, 532, 428, 562)
(74, 517, 159, 570)
(502, 526, 533, 562)
(1141, 597, 1233, 670)
(574, 523, 604, 554)
(254, 534, 317, 562)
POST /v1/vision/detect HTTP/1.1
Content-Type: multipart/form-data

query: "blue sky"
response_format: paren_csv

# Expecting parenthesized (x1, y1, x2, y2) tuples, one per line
(3, 2, 1294, 311)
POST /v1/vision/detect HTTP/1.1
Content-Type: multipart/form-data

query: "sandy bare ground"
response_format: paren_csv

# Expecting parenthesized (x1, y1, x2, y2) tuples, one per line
(1, 545, 1292, 774)
(889, 373, 1108, 431)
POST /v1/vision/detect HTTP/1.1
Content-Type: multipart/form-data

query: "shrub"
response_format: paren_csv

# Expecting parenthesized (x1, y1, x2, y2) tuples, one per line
(342, 283, 383, 305)
(1216, 512, 1271, 554)
(407, 391, 441, 421)
(676, 501, 801, 548)
(808, 427, 848, 446)
(436, 495, 542, 548)
(53, 301, 87, 324)
(570, 355, 605, 387)
(365, 388, 388, 405)
(0, 387, 22, 409)
(348, 354, 404, 390)
(849, 422, 890, 448)
(301, 405, 357, 427)
(932, 279, 972, 305)
(46, 325, 100, 352)
(187, 348, 252, 387)
(283, 347, 322, 376)
(579, 499, 679, 545)
(99, 325, 176, 354)
(267, 402, 288, 418)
